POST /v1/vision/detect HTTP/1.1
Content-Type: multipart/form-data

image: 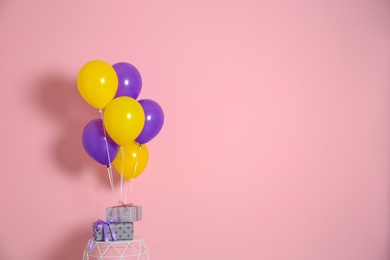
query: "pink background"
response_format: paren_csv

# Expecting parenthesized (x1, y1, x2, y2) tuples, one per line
(0, 0, 389, 259)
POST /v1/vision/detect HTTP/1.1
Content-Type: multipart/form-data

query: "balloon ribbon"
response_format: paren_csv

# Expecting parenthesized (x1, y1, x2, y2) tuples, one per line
(99, 109, 114, 192)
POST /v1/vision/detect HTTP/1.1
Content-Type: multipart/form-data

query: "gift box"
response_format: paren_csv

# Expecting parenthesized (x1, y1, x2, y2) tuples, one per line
(92, 220, 134, 241)
(106, 203, 142, 223)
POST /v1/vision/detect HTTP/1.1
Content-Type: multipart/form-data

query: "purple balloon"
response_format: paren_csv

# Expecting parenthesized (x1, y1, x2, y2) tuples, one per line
(136, 99, 164, 144)
(82, 119, 119, 165)
(113, 62, 142, 99)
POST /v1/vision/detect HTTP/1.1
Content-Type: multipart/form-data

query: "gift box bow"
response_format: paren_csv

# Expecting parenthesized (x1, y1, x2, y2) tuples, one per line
(114, 200, 134, 208)
(90, 219, 117, 250)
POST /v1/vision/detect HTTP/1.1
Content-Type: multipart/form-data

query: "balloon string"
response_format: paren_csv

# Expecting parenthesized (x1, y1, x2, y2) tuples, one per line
(132, 144, 142, 179)
(106, 166, 114, 192)
(120, 146, 125, 195)
(99, 109, 114, 192)
(124, 178, 134, 205)
(123, 144, 140, 204)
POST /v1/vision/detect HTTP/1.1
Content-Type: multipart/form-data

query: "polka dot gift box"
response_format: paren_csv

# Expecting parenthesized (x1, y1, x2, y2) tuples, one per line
(92, 220, 134, 241)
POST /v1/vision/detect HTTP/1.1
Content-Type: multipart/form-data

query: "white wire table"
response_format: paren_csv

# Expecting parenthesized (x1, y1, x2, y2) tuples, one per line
(83, 237, 150, 260)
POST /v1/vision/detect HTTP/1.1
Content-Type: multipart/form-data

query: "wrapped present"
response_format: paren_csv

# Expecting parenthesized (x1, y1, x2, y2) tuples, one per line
(92, 219, 134, 241)
(106, 203, 142, 223)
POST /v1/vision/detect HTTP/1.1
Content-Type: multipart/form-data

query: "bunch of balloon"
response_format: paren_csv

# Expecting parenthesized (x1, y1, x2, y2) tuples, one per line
(77, 60, 164, 195)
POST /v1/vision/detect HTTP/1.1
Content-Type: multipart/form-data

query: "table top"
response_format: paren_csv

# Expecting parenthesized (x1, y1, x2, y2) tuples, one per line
(91, 237, 145, 244)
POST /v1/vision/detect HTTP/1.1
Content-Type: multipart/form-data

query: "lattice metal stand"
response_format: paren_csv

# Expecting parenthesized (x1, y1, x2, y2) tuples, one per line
(83, 237, 150, 260)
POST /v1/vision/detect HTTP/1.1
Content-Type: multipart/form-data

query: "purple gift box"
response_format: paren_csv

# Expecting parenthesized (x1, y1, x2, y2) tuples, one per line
(106, 203, 142, 223)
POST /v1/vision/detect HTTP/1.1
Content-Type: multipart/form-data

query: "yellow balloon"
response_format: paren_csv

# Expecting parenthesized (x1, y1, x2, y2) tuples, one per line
(77, 60, 118, 109)
(113, 142, 149, 180)
(103, 97, 145, 146)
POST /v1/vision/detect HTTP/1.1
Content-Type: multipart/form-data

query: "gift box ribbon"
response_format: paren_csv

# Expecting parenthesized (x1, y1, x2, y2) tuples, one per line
(90, 219, 117, 251)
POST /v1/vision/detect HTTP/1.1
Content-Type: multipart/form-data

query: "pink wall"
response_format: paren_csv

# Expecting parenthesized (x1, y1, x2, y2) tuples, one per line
(0, 0, 389, 259)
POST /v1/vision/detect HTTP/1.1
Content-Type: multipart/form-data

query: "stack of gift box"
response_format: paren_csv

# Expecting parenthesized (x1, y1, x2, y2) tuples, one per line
(91, 202, 142, 243)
